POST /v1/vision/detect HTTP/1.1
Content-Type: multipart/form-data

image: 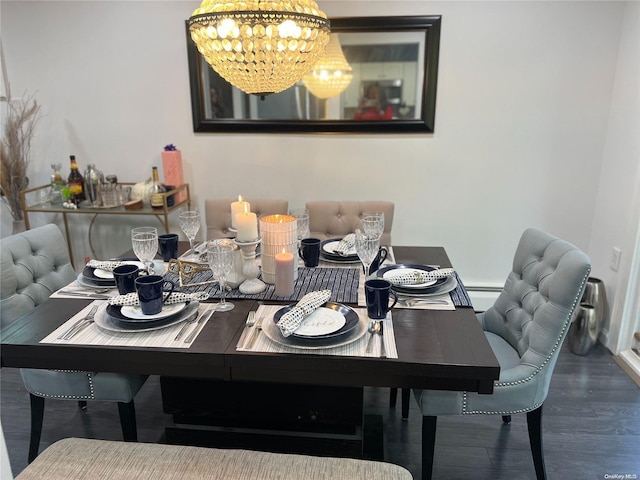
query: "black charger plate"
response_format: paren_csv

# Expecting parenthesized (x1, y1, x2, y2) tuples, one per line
(274, 302, 359, 340)
(106, 302, 191, 324)
(82, 266, 116, 287)
(376, 264, 448, 294)
(320, 238, 359, 262)
(97, 302, 199, 332)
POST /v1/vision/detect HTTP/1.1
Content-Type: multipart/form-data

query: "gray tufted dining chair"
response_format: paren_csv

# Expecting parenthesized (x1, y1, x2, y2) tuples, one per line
(205, 198, 289, 239)
(0, 224, 148, 463)
(413, 228, 591, 480)
(305, 201, 394, 245)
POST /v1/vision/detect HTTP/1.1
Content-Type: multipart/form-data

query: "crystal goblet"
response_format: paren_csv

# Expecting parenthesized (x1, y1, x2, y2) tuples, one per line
(131, 226, 158, 274)
(289, 208, 310, 245)
(179, 210, 201, 261)
(355, 229, 380, 279)
(207, 242, 235, 312)
(362, 211, 384, 241)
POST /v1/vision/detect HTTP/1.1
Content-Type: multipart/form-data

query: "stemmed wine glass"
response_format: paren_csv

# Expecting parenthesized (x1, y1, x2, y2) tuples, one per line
(131, 226, 158, 274)
(289, 208, 310, 246)
(362, 211, 384, 241)
(207, 242, 235, 311)
(179, 210, 201, 261)
(355, 229, 380, 279)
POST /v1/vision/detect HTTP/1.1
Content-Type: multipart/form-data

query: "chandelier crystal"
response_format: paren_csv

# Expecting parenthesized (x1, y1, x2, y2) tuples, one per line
(188, 1, 331, 97)
(302, 34, 353, 99)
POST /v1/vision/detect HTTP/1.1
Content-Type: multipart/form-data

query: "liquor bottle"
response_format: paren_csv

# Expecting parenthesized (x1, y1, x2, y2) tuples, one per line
(150, 166, 166, 209)
(49, 163, 65, 205)
(67, 155, 86, 204)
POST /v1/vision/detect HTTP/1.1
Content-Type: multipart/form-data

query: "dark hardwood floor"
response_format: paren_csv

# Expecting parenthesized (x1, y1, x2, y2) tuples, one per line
(2, 342, 639, 479)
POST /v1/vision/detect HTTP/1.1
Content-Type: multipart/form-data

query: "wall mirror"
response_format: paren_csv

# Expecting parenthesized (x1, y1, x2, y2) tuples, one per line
(186, 16, 441, 133)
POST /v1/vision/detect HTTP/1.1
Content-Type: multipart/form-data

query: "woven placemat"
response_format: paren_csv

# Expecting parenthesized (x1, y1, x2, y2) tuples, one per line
(164, 267, 359, 304)
(450, 272, 473, 307)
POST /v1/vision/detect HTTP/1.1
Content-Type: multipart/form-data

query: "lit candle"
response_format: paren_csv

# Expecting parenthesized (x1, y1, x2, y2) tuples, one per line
(230, 195, 250, 229)
(236, 205, 258, 242)
(275, 250, 294, 297)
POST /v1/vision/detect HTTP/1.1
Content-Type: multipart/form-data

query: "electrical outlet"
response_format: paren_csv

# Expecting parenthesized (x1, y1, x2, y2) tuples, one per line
(610, 247, 621, 272)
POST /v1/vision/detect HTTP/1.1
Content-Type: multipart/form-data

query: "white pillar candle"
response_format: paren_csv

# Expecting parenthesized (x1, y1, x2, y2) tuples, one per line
(236, 211, 258, 241)
(230, 196, 249, 229)
(259, 214, 298, 284)
(275, 251, 295, 297)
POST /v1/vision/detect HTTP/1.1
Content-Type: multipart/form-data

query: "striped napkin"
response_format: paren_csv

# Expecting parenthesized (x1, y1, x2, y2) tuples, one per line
(108, 291, 209, 307)
(333, 234, 355, 256)
(386, 268, 455, 286)
(277, 290, 331, 337)
(86, 260, 126, 271)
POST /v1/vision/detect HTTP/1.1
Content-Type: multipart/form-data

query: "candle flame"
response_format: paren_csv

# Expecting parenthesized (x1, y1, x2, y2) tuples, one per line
(243, 203, 249, 214)
(238, 195, 243, 202)
(281, 248, 286, 255)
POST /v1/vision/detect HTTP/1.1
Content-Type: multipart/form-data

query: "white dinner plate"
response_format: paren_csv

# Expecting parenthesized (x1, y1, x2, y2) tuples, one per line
(93, 261, 145, 279)
(95, 302, 199, 333)
(293, 308, 346, 337)
(76, 273, 113, 290)
(322, 240, 357, 257)
(382, 267, 438, 289)
(262, 312, 369, 350)
(120, 302, 187, 320)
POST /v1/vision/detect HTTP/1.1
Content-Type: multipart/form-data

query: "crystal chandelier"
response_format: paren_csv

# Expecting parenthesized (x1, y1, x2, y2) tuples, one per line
(188, 1, 331, 97)
(302, 34, 353, 99)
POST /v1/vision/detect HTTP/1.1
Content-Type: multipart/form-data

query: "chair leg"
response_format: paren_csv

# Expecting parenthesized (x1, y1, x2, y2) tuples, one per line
(526, 405, 547, 480)
(28, 394, 45, 464)
(502, 415, 511, 424)
(422, 416, 437, 480)
(389, 388, 398, 407)
(401, 388, 410, 419)
(117, 401, 138, 442)
(78, 400, 87, 410)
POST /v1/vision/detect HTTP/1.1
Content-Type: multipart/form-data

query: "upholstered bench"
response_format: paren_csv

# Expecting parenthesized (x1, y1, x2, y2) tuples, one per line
(14, 438, 413, 479)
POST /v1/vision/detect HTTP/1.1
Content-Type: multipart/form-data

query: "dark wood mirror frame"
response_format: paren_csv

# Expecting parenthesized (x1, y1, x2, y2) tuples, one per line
(186, 15, 441, 134)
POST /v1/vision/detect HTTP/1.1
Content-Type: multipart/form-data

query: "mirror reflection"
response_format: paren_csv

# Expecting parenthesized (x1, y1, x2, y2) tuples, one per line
(199, 31, 425, 122)
(187, 16, 441, 133)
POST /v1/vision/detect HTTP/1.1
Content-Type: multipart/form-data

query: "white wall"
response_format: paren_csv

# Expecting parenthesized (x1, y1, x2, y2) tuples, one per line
(1, 1, 635, 343)
(589, 1, 640, 352)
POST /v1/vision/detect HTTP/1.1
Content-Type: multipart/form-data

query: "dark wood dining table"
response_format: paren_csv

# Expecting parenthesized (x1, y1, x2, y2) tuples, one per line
(0, 246, 500, 460)
(1, 246, 499, 392)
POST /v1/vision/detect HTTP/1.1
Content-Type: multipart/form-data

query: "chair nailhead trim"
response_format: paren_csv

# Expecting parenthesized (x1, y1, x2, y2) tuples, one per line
(32, 372, 95, 400)
(463, 398, 543, 416)
(461, 268, 590, 416)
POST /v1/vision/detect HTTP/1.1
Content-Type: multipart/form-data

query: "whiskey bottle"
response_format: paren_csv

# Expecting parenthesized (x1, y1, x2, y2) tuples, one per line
(67, 155, 86, 204)
(150, 166, 166, 209)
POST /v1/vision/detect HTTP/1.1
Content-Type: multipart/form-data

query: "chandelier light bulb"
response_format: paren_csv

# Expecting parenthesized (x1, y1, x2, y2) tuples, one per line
(188, 0, 331, 97)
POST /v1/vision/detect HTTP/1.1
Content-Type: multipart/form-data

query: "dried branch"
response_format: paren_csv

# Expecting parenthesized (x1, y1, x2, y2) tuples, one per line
(1, 93, 41, 221)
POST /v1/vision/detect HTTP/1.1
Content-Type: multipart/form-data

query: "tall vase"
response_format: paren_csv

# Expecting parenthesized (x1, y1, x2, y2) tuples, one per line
(12, 219, 26, 235)
(582, 277, 607, 336)
(568, 304, 598, 355)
